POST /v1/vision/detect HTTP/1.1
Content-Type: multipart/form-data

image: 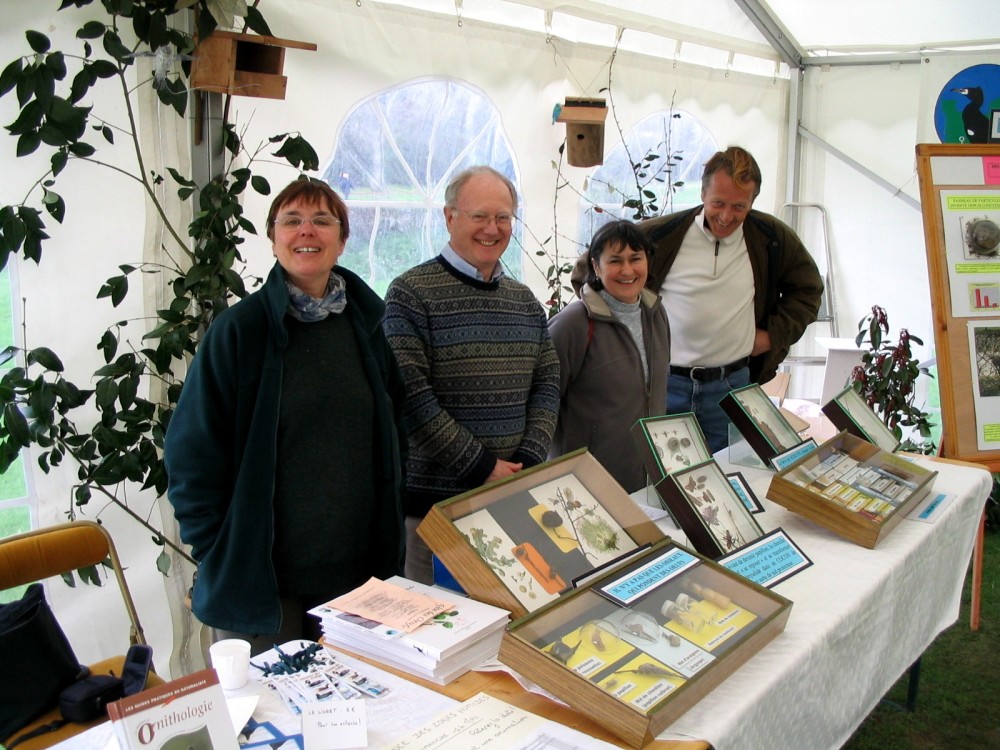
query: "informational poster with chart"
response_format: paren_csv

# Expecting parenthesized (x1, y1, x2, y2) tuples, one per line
(918, 144, 1000, 468)
(940, 191, 1000, 317)
(967, 321, 1000, 450)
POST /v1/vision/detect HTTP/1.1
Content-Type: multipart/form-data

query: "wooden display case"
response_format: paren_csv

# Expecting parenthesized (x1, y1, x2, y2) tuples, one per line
(416, 450, 666, 619)
(767, 430, 938, 548)
(720, 384, 805, 464)
(631, 413, 712, 483)
(821, 386, 902, 453)
(654, 460, 766, 559)
(499, 539, 792, 748)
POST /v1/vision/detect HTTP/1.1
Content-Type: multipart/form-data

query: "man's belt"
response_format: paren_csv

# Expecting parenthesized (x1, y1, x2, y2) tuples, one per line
(669, 357, 749, 382)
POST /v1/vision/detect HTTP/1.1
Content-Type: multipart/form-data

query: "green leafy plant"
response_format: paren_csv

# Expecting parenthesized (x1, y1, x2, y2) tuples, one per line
(521, 31, 685, 318)
(0, 1, 318, 572)
(850, 305, 936, 453)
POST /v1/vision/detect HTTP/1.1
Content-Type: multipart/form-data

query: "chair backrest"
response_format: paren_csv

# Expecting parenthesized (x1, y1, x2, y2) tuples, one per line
(0, 520, 147, 645)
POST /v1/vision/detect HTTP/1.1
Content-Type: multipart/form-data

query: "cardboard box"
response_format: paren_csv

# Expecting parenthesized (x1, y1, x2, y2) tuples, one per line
(766, 430, 937, 548)
(416, 449, 665, 619)
(499, 539, 792, 748)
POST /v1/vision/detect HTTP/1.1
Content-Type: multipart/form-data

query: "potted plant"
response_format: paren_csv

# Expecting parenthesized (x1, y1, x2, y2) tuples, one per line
(850, 305, 936, 454)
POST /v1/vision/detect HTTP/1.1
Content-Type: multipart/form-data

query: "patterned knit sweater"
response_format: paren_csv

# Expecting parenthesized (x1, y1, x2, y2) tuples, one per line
(384, 255, 560, 517)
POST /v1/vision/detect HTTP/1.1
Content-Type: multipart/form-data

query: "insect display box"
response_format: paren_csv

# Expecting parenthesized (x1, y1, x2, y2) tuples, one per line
(719, 383, 808, 465)
(418, 450, 792, 747)
(416, 449, 666, 619)
(499, 538, 792, 747)
(766, 430, 938, 548)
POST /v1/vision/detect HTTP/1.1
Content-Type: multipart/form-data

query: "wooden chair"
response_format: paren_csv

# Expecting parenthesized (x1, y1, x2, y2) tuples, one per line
(0, 520, 163, 749)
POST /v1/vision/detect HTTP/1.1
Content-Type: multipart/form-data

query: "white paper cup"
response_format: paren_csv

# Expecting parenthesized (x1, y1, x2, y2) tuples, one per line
(209, 638, 251, 690)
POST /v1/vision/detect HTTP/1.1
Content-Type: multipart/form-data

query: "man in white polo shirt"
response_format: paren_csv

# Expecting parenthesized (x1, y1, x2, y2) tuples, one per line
(641, 146, 823, 453)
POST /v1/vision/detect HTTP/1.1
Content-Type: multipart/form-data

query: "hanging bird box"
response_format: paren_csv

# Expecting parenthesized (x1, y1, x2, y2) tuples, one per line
(190, 31, 317, 100)
(556, 97, 608, 167)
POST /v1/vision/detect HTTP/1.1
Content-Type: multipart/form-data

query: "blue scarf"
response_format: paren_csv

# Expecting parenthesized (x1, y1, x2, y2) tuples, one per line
(286, 271, 347, 322)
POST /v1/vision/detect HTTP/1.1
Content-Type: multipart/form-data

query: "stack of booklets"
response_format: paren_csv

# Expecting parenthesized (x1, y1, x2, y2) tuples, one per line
(309, 576, 509, 685)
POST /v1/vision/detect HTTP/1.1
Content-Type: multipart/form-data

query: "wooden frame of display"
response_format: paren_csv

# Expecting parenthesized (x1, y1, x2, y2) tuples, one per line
(416, 449, 666, 619)
(720, 383, 804, 464)
(766, 430, 938, 548)
(499, 538, 792, 748)
(630, 413, 712, 482)
(915, 143, 1000, 471)
(653, 460, 766, 559)
(822, 386, 901, 453)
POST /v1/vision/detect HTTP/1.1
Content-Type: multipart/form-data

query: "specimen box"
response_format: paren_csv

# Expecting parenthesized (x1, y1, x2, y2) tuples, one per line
(766, 430, 937, 548)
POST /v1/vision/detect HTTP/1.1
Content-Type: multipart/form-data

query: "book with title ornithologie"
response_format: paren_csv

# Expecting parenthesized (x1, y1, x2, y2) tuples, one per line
(107, 668, 238, 750)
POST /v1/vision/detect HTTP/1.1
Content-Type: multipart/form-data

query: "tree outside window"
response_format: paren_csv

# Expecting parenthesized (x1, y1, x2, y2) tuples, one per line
(577, 109, 719, 243)
(322, 79, 522, 296)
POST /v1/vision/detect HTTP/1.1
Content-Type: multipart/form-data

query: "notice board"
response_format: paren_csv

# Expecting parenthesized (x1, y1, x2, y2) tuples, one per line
(916, 143, 1000, 470)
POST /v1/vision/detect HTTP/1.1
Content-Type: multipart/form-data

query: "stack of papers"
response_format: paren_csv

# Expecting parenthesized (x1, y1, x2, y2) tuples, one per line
(309, 576, 510, 685)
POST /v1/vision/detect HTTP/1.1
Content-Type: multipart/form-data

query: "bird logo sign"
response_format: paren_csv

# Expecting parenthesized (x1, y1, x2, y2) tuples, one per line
(934, 63, 1000, 145)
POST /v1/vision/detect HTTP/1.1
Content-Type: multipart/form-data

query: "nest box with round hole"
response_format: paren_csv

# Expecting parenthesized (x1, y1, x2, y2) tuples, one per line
(556, 97, 608, 168)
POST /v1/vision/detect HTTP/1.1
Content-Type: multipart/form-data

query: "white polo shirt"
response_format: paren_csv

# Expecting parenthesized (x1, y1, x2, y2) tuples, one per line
(659, 211, 755, 368)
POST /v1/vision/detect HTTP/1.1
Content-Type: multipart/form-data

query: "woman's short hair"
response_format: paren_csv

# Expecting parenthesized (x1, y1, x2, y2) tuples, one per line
(586, 220, 656, 290)
(266, 177, 350, 242)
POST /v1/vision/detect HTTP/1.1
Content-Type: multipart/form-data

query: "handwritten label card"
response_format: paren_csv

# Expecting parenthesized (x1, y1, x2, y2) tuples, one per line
(303, 701, 367, 750)
(385, 692, 620, 750)
(331, 577, 454, 632)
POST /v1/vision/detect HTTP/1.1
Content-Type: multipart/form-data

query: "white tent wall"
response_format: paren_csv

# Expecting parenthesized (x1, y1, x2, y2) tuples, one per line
(0, 3, 175, 677)
(2, 1, 986, 677)
(231, 1, 790, 287)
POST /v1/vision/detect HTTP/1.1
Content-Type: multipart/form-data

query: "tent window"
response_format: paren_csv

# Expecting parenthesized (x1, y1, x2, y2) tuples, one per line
(0, 266, 31, 542)
(577, 109, 719, 242)
(322, 78, 522, 296)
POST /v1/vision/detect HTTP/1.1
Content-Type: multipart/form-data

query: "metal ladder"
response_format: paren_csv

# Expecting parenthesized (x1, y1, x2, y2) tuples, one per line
(777, 202, 839, 381)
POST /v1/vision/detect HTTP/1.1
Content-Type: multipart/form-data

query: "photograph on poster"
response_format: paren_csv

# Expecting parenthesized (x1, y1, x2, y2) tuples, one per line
(940, 191, 1000, 317)
(967, 321, 1000, 450)
(959, 214, 1000, 259)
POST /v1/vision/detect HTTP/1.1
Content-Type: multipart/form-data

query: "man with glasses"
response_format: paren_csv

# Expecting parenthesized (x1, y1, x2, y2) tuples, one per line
(384, 165, 560, 584)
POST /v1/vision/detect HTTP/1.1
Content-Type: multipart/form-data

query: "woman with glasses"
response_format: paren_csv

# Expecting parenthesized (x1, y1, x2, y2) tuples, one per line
(165, 178, 406, 653)
(548, 220, 670, 492)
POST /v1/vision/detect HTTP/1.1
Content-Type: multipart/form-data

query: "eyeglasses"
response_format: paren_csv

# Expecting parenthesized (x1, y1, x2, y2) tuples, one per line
(449, 208, 515, 227)
(273, 214, 341, 230)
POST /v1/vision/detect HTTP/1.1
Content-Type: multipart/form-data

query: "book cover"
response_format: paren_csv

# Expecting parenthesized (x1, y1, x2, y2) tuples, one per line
(309, 576, 509, 662)
(107, 668, 238, 750)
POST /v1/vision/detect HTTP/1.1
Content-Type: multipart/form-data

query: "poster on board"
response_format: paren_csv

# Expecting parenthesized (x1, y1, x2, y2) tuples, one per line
(940, 190, 1000, 317)
(967, 320, 1000, 450)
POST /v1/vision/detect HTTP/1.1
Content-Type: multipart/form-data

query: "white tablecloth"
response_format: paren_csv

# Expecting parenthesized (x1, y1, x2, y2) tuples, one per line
(655, 456, 990, 750)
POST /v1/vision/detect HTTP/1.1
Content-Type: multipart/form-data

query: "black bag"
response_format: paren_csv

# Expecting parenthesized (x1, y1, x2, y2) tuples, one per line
(0, 583, 86, 741)
(59, 674, 125, 722)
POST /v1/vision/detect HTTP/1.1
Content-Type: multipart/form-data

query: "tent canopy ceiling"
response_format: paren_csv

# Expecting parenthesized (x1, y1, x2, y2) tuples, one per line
(372, 0, 1000, 73)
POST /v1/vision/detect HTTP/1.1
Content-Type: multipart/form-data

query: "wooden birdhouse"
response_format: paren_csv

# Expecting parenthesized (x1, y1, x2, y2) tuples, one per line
(190, 31, 317, 100)
(556, 97, 608, 167)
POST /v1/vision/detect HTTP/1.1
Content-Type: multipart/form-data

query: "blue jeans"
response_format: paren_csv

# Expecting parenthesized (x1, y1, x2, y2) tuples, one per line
(667, 367, 751, 454)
